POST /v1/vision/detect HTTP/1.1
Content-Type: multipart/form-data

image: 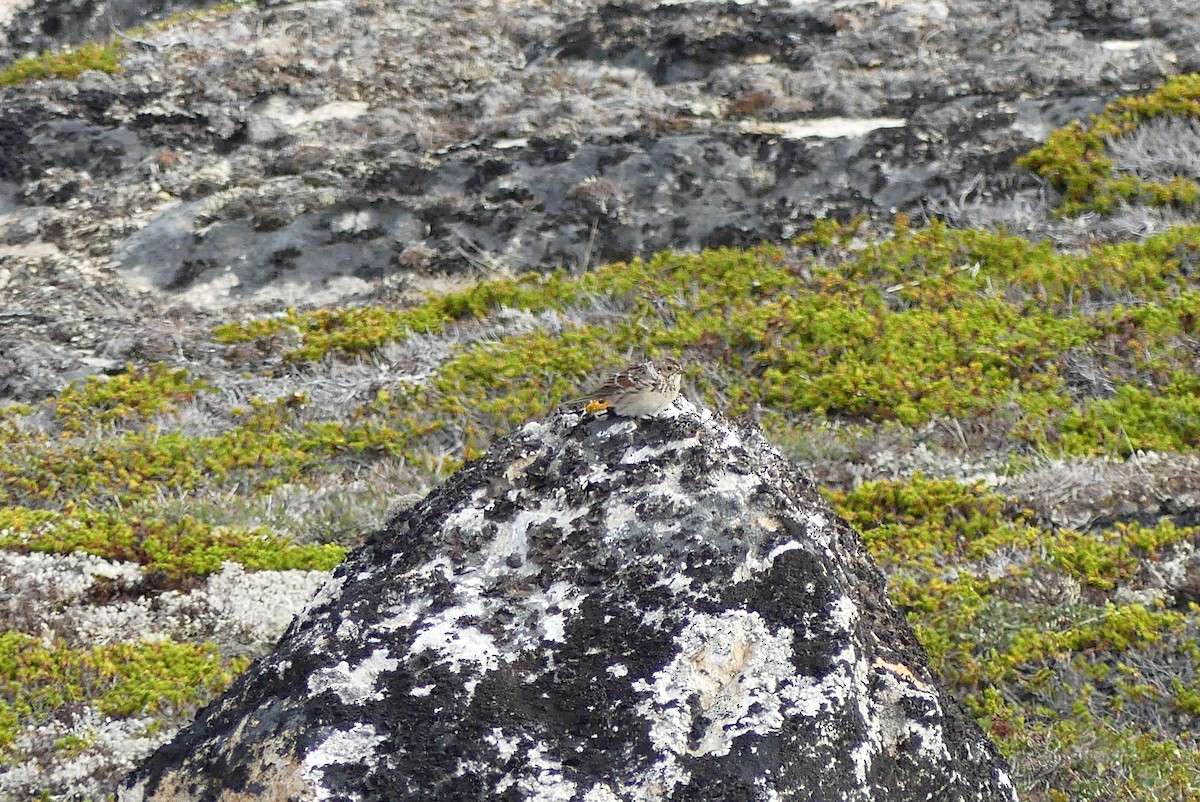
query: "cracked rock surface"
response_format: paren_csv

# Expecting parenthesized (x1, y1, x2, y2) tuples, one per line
(1, 0, 1195, 320)
(119, 401, 1016, 802)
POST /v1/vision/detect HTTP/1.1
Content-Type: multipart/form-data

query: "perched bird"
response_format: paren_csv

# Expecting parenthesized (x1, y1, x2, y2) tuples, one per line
(570, 357, 684, 418)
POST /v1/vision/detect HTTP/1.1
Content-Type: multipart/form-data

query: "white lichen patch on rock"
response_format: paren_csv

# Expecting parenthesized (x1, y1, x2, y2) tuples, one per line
(302, 723, 387, 801)
(399, 492, 593, 686)
(487, 736, 580, 802)
(256, 97, 371, 131)
(407, 595, 501, 677)
(739, 117, 908, 139)
(307, 648, 400, 705)
(634, 610, 803, 759)
(732, 538, 804, 582)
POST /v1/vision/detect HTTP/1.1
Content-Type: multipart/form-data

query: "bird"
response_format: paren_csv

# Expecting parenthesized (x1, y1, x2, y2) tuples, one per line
(568, 357, 684, 418)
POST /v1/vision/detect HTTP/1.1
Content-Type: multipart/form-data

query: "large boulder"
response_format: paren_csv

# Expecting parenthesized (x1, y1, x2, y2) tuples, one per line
(119, 400, 1017, 801)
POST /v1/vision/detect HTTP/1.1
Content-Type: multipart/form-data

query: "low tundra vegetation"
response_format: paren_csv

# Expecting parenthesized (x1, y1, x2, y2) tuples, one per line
(3, 77, 1200, 801)
(7, 213, 1199, 800)
(0, 0, 254, 87)
(216, 217, 1200, 461)
(1020, 73, 1200, 215)
(831, 476, 1200, 802)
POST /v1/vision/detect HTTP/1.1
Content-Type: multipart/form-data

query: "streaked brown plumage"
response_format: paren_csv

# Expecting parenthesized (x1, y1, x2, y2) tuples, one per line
(570, 357, 684, 418)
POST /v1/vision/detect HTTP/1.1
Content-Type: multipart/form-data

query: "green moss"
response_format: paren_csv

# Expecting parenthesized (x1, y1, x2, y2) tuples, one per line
(1118, 519, 1198, 553)
(0, 42, 123, 86)
(827, 476, 1200, 801)
(1057, 372, 1200, 454)
(211, 315, 288, 345)
(211, 220, 1200, 461)
(989, 604, 1184, 682)
(1, 389, 439, 508)
(429, 327, 612, 456)
(830, 476, 1200, 619)
(0, 632, 247, 750)
(87, 640, 249, 717)
(827, 473, 1034, 561)
(52, 733, 92, 758)
(0, 506, 344, 577)
(1046, 528, 1138, 590)
(213, 272, 580, 362)
(0, 217, 1185, 534)
(980, 697, 1200, 802)
(1019, 74, 1200, 215)
(55, 363, 210, 433)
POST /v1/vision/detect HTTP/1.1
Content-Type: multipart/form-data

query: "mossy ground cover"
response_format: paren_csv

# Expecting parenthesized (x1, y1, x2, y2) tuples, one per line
(4, 78, 1200, 798)
(214, 272, 581, 362)
(0, 42, 123, 86)
(829, 476, 1200, 801)
(1020, 73, 1200, 215)
(4, 216, 1200, 799)
(215, 217, 1200, 461)
(0, 632, 248, 753)
(153, 217, 1200, 800)
(0, 363, 356, 787)
(0, 506, 343, 577)
(0, 0, 254, 87)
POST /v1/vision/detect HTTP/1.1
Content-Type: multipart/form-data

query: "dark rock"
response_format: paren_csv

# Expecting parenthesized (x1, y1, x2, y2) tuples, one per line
(1164, 545, 1200, 607)
(0, 337, 80, 400)
(269, 144, 335, 176)
(119, 401, 1016, 801)
(537, 1, 840, 83)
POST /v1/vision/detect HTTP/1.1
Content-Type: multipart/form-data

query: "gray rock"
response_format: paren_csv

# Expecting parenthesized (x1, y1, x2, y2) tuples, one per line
(0, 0, 215, 63)
(119, 400, 1016, 801)
(2, 0, 1191, 311)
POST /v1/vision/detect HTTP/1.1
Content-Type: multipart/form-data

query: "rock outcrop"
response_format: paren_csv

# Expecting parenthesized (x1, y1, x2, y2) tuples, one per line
(2, 0, 1189, 319)
(119, 400, 1016, 801)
